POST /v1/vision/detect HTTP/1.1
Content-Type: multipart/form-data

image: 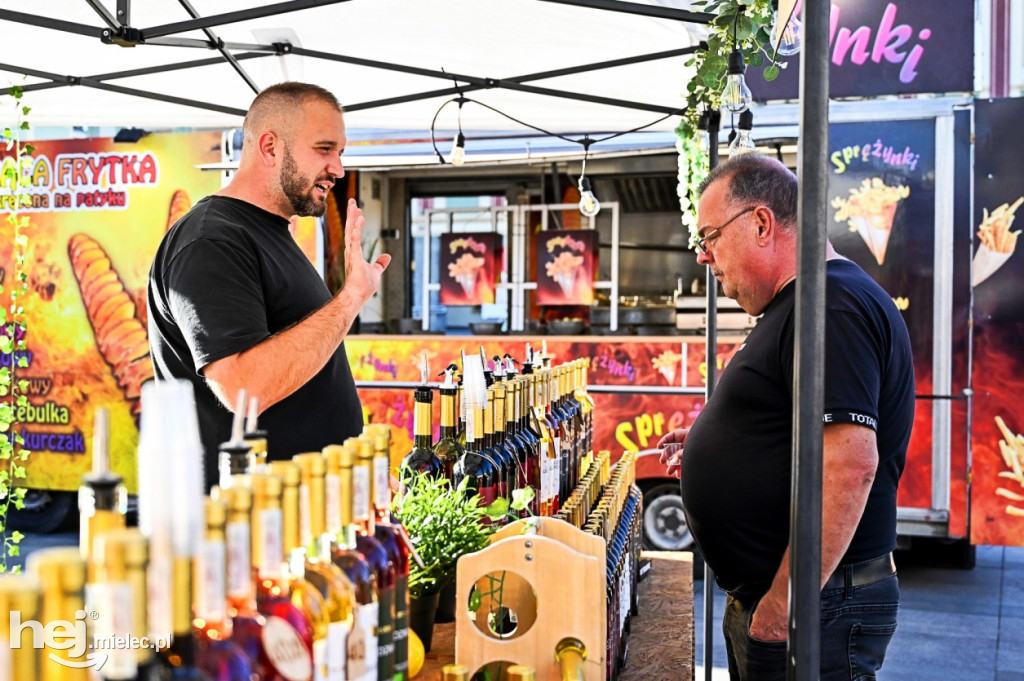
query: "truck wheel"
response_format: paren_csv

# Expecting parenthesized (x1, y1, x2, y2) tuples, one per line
(640, 482, 704, 579)
(6, 489, 76, 533)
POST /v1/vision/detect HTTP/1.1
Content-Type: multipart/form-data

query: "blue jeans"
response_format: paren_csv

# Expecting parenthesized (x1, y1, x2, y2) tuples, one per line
(723, 573, 899, 681)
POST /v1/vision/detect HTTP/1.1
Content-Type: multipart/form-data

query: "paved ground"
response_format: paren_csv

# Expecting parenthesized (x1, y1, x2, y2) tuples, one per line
(7, 532, 1024, 680)
(692, 544, 1024, 681)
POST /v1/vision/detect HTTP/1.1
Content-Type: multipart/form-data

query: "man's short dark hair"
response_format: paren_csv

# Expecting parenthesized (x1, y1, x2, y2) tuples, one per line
(243, 82, 343, 145)
(698, 153, 798, 228)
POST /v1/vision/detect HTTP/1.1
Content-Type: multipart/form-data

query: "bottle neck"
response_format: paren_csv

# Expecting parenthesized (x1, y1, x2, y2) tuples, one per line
(439, 390, 458, 438)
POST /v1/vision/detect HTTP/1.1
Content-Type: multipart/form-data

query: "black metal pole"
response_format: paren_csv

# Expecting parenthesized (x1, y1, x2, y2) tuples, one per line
(702, 108, 721, 681)
(789, 0, 830, 679)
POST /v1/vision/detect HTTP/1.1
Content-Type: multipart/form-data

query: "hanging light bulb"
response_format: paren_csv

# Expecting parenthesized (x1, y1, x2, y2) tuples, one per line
(578, 176, 600, 218)
(449, 132, 466, 166)
(695, 110, 711, 153)
(771, 0, 802, 56)
(722, 49, 753, 114)
(728, 110, 756, 155)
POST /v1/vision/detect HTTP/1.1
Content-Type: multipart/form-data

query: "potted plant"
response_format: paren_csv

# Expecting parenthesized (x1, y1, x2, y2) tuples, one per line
(394, 473, 493, 651)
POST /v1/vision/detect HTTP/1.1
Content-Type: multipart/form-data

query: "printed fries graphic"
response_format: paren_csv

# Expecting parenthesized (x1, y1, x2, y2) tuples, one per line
(545, 251, 585, 297)
(831, 178, 910, 266)
(652, 350, 683, 385)
(994, 416, 1024, 518)
(68, 233, 153, 421)
(447, 252, 486, 297)
(972, 198, 1022, 287)
(166, 189, 191, 231)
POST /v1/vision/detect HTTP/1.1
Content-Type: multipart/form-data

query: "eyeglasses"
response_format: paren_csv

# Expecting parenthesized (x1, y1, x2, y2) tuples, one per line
(694, 206, 758, 255)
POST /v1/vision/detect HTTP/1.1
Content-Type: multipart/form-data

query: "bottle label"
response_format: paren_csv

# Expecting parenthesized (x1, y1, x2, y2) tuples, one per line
(353, 467, 371, 522)
(146, 557, 173, 638)
(374, 457, 391, 514)
(326, 474, 342, 535)
(377, 585, 395, 678)
(327, 619, 350, 681)
(259, 508, 284, 577)
(300, 484, 312, 546)
(92, 581, 137, 679)
(263, 615, 314, 681)
(197, 539, 227, 622)
(314, 637, 328, 681)
(347, 602, 379, 681)
(226, 520, 252, 600)
(392, 572, 409, 676)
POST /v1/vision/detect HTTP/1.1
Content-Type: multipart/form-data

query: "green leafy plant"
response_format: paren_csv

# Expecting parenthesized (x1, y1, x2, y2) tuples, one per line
(395, 473, 494, 599)
(0, 84, 33, 573)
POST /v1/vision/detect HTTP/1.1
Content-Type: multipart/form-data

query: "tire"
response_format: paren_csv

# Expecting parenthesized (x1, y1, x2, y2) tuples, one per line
(6, 489, 77, 533)
(640, 481, 705, 579)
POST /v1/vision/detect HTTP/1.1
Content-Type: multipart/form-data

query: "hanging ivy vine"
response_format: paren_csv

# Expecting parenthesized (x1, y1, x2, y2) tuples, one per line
(676, 0, 783, 245)
(0, 85, 33, 572)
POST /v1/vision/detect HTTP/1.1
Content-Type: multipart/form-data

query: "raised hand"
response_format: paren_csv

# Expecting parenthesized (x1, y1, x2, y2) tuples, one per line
(343, 198, 392, 303)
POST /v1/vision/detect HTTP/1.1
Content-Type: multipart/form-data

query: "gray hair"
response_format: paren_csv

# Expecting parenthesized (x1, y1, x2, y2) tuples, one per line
(698, 153, 798, 228)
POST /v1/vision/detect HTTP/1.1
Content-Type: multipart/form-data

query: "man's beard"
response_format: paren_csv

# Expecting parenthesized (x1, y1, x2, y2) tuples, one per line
(280, 146, 327, 217)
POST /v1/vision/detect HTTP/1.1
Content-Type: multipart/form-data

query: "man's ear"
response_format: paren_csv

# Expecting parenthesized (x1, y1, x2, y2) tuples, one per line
(257, 131, 279, 167)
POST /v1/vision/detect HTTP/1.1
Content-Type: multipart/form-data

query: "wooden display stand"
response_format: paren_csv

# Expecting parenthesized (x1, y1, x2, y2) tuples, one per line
(454, 517, 608, 680)
(418, 550, 694, 680)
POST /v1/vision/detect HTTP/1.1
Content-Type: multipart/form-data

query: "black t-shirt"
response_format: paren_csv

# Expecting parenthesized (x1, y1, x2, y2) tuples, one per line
(680, 258, 915, 595)
(147, 195, 364, 490)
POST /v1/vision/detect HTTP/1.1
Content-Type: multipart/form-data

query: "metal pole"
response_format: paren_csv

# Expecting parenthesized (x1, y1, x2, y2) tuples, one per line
(789, 0, 830, 678)
(702, 108, 721, 681)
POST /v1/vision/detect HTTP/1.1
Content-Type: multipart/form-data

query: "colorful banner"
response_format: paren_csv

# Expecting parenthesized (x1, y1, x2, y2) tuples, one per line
(535, 229, 598, 306)
(748, 0, 974, 99)
(439, 232, 501, 305)
(0, 132, 223, 493)
(971, 99, 1024, 547)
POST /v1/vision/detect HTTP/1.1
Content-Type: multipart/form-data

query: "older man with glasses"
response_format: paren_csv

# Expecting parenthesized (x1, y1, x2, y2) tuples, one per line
(658, 153, 916, 681)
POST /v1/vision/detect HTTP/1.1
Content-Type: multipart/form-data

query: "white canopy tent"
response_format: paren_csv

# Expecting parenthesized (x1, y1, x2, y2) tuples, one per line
(1, 0, 711, 143)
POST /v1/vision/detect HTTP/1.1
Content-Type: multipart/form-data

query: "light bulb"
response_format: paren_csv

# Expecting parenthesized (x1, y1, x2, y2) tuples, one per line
(729, 109, 756, 155)
(695, 110, 711, 153)
(449, 132, 466, 166)
(772, 9, 802, 56)
(722, 50, 752, 114)
(578, 176, 600, 218)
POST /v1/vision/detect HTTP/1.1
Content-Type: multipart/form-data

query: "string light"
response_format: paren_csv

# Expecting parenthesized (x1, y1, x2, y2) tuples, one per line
(728, 110, 756, 155)
(722, 10, 752, 114)
(577, 138, 600, 217)
(696, 109, 711, 154)
(771, 0, 802, 56)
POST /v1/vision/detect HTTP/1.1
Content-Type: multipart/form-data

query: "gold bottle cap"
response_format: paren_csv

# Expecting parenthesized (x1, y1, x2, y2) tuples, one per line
(205, 496, 227, 532)
(294, 452, 327, 477)
(215, 482, 254, 516)
(324, 445, 345, 473)
(98, 528, 149, 570)
(338, 443, 357, 467)
(268, 460, 301, 487)
(27, 546, 86, 596)
(250, 471, 283, 501)
(0, 574, 41, 618)
(353, 436, 374, 462)
(441, 664, 470, 681)
(506, 665, 536, 680)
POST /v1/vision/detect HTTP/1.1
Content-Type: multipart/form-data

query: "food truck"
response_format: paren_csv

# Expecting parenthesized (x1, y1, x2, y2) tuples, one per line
(2, 0, 1023, 566)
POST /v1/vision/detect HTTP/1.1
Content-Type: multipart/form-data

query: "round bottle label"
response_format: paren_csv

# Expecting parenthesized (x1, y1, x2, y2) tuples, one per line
(262, 615, 313, 681)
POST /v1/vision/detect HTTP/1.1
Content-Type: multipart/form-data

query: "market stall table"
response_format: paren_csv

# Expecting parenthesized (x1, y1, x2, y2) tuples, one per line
(417, 550, 695, 680)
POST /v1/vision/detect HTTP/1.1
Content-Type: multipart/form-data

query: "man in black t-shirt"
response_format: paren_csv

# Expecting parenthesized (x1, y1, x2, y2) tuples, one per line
(659, 155, 914, 681)
(147, 82, 391, 490)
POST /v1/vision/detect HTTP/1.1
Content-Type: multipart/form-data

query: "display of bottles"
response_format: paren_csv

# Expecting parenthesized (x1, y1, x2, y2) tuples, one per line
(327, 443, 379, 681)
(294, 452, 356, 681)
(433, 364, 464, 481)
(79, 407, 128, 582)
(194, 498, 257, 681)
(27, 547, 93, 680)
(0, 574, 41, 679)
(350, 436, 397, 681)
(250, 472, 317, 681)
(400, 373, 443, 486)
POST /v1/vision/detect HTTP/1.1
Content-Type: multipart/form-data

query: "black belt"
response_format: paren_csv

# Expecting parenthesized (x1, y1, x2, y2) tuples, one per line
(823, 553, 896, 590)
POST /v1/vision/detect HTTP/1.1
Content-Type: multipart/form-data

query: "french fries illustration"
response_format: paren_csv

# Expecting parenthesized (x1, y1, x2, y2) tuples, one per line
(166, 189, 191, 231)
(652, 350, 683, 385)
(545, 251, 585, 298)
(994, 416, 1024, 518)
(972, 198, 1022, 287)
(68, 233, 153, 421)
(448, 252, 486, 297)
(831, 178, 910, 266)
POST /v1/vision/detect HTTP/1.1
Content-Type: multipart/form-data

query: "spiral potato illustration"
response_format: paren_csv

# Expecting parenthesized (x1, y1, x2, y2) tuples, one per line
(68, 233, 153, 420)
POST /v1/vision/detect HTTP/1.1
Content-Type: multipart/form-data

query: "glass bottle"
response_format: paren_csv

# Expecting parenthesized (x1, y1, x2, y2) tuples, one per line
(432, 364, 464, 481)
(266, 462, 332, 681)
(294, 452, 356, 681)
(400, 381, 443, 487)
(504, 378, 532, 518)
(249, 472, 317, 681)
(210, 482, 267, 679)
(194, 498, 258, 681)
(0, 575, 41, 679)
(219, 390, 253, 489)
(482, 386, 509, 509)
(492, 381, 520, 505)
(364, 429, 412, 681)
(518, 374, 544, 516)
(244, 396, 270, 473)
(351, 436, 397, 681)
(452, 399, 499, 523)
(80, 407, 127, 582)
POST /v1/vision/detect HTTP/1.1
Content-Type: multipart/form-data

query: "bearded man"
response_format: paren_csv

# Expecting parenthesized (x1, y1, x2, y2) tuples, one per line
(147, 82, 390, 489)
